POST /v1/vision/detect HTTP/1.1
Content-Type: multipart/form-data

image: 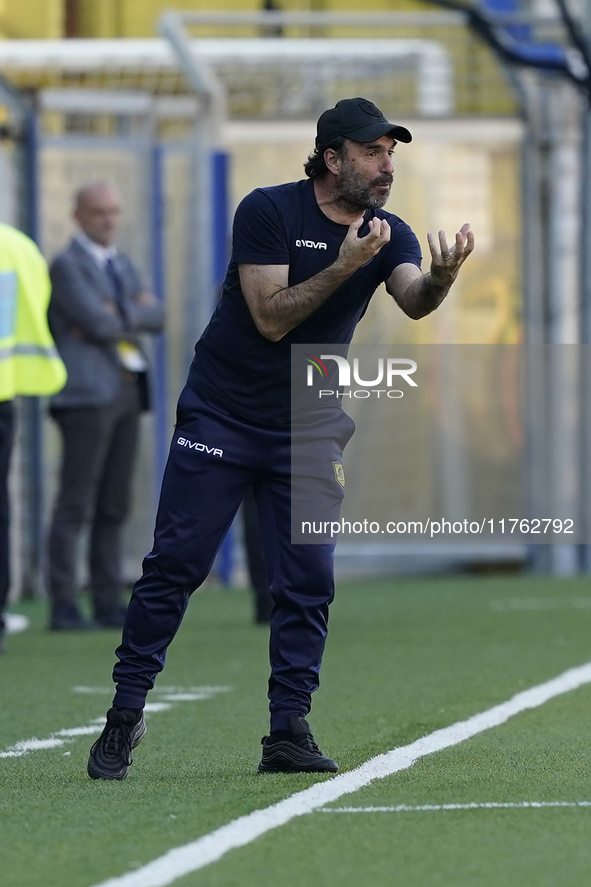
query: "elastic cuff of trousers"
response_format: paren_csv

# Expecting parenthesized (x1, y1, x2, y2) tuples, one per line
(270, 710, 309, 733)
(113, 686, 147, 711)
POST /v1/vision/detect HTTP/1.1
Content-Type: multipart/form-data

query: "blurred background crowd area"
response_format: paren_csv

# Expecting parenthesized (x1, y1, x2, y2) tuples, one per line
(1, 0, 590, 600)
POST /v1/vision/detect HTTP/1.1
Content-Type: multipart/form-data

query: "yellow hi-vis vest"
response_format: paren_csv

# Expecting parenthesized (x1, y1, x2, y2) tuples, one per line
(0, 223, 66, 401)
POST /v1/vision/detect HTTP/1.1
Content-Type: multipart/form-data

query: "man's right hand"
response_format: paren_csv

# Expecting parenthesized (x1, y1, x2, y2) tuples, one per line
(337, 217, 391, 273)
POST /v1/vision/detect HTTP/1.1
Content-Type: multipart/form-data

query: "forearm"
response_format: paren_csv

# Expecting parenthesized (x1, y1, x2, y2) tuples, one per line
(125, 296, 164, 333)
(54, 303, 126, 342)
(254, 258, 357, 341)
(243, 216, 392, 340)
(397, 272, 452, 320)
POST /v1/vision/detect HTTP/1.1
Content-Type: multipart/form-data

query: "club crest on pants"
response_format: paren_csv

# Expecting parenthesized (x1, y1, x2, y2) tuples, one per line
(332, 461, 345, 487)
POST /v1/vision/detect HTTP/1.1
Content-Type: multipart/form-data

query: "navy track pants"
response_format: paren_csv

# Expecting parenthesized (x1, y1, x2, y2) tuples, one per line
(112, 385, 353, 731)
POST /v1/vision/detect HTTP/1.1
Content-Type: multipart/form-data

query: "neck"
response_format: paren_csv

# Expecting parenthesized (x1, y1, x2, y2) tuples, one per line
(78, 230, 112, 249)
(313, 177, 367, 225)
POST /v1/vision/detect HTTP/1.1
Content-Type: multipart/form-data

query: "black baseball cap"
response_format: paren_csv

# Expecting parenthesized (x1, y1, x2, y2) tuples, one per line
(316, 97, 412, 147)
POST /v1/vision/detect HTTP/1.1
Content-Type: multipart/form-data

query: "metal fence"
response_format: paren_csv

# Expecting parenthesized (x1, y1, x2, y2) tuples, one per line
(4, 89, 228, 596)
(0, 12, 534, 587)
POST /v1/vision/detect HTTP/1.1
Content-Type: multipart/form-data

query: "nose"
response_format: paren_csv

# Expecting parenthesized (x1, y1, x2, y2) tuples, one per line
(382, 154, 394, 174)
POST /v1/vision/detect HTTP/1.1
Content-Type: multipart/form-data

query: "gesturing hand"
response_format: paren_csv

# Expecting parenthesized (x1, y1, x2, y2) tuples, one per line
(427, 223, 474, 285)
(338, 216, 391, 273)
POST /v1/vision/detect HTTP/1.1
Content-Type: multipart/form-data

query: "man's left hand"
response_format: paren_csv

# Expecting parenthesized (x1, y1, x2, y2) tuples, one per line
(427, 223, 474, 285)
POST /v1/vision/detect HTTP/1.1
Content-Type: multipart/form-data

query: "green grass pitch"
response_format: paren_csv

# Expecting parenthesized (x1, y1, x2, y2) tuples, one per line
(2, 574, 591, 887)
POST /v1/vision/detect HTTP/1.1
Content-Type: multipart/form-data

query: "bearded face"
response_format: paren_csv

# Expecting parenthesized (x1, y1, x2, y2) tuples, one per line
(335, 152, 394, 212)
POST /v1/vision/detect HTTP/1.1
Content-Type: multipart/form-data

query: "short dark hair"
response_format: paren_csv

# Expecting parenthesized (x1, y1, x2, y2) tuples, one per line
(304, 137, 346, 179)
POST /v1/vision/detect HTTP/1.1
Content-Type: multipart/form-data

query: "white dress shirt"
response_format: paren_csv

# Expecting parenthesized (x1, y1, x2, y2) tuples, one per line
(75, 230, 117, 269)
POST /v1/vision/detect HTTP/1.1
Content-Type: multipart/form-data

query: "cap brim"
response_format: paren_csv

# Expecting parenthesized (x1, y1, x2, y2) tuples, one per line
(344, 122, 412, 144)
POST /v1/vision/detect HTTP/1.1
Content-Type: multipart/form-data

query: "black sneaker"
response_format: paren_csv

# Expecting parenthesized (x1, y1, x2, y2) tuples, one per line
(87, 707, 147, 780)
(258, 715, 338, 774)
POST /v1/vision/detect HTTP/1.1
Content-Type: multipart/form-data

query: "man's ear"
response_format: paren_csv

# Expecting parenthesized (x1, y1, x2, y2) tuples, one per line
(323, 147, 341, 177)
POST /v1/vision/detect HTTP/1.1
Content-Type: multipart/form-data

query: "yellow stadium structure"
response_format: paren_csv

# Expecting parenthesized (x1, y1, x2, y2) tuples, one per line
(3, 1, 434, 40)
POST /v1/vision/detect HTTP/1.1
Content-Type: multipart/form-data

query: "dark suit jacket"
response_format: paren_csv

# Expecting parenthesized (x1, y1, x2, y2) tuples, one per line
(48, 239, 164, 409)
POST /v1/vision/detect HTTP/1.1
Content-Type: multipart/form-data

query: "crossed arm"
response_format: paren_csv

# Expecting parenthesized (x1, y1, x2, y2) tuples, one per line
(239, 219, 474, 342)
(50, 258, 163, 342)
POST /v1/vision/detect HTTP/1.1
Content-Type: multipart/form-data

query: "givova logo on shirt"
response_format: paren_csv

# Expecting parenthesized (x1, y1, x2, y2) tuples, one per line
(295, 239, 327, 250)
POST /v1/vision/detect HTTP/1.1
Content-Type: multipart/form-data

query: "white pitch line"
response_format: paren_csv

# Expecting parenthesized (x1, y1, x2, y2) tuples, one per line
(323, 801, 591, 813)
(0, 687, 231, 760)
(0, 721, 104, 758)
(0, 738, 69, 758)
(89, 660, 591, 887)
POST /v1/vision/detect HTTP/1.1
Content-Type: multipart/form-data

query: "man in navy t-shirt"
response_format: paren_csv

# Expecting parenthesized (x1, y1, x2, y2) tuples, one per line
(88, 98, 474, 779)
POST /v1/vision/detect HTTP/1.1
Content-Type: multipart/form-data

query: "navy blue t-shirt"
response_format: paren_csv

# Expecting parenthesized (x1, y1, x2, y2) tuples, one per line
(187, 178, 421, 425)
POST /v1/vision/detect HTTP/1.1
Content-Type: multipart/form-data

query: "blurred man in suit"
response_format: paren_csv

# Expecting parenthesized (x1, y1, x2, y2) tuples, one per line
(47, 183, 164, 631)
